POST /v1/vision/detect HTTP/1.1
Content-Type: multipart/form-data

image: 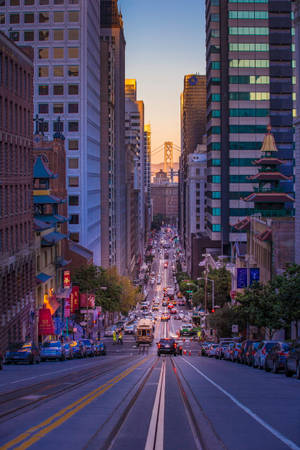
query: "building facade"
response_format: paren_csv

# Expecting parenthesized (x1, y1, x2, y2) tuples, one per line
(151, 181, 178, 224)
(0, 34, 35, 352)
(206, 0, 294, 255)
(100, 0, 127, 274)
(144, 123, 152, 233)
(0, 0, 102, 263)
(294, 0, 300, 265)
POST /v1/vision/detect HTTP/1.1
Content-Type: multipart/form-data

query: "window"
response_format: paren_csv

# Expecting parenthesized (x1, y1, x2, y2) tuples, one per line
(212, 175, 221, 183)
(68, 66, 79, 76)
(68, 29, 79, 40)
(68, 84, 79, 95)
(24, 13, 34, 23)
(24, 31, 34, 41)
(53, 120, 64, 132)
(54, 0, 64, 3)
(69, 214, 79, 224)
(69, 232, 79, 242)
(68, 139, 78, 150)
(229, 108, 269, 117)
(39, 12, 49, 23)
(38, 103, 48, 114)
(68, 103, 78, 113)
(229, 27, 269, 35)
(10, 14, 20, 24)
(38, 48, 49, 59)
(0, 14, 5, 24)
(53, 66, 64, 77)
(53, 29, 64, 40)
(24, 0, 34, 4)
(212, 224, 221, 232)
(211, 61, 220, 69)
(39, 30, 49, 41)
(10, 31, 19, 41)
(69, 0, 79, 3)
(39, 0, 49, 4)
(53, 84, 64, 95)
(69, 11, 79, 21)
(229, 59, 269, 68)
(38, 85, 48, 95)
(54, 11, 64, 22)
(68, 121, 79, 132)
(38, 66, 48, 77)
(212, 192, 221, 199)
(53, 48, 64, 59)
(69, 176, 79, 187)
(68, 48, 79, 58)
(10, 0, 19, 5)
(229, 42, 269, 52)
(53, 103, 63, 113)
(229, 10, 268, 19)
(68, 158, 78, 169)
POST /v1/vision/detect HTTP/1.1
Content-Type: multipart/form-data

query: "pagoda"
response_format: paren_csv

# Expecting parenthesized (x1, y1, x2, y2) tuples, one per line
(243, 125, 294, 217)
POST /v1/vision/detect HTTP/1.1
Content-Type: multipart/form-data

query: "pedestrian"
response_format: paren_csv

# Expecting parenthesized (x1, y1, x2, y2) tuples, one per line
(118, 330, 123, 345)
(112, 329, 117, 345)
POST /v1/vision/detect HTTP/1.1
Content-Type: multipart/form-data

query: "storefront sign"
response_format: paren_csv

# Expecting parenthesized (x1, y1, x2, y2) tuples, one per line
(63, 270, 71, 289)
(237, 268, 247, 289)
(38, 308, 55, 335)
(70, 286, 79, 313)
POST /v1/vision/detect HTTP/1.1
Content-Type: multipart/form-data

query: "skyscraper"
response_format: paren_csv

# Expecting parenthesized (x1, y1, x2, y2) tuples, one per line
(206, 0, 294, 255)
(0, 0, 102, 263)
(100, 0, 127, 274)
(144, 123, 152, 233)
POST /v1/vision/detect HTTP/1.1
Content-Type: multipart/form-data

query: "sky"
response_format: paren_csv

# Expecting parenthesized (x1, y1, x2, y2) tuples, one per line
(119, 0, 206, 163)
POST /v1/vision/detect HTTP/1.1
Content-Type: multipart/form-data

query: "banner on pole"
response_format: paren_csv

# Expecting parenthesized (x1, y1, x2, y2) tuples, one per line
(38, 308, 55, 335)
(70, 286, 79, 313)
(237, 268, 247, 289)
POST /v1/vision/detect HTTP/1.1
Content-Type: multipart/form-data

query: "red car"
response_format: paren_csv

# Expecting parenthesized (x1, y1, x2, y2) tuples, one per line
(170, 308, 177, 314)
(167, 303, 174, 310)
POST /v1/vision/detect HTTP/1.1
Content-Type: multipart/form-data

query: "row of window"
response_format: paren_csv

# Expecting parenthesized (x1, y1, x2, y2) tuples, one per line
(209, 124, 267, 135)
(35, 119, 79, 133)
(0, 222, 32, 254)
(229, 75, 270, 84)
(38, 65, 78, 77)
(0, 97, 31, 137)
(210, 158, 257, 166)
(210, 92, 271, 102)
(0, 143, 32, 176)
(5, 28, 79, 42)
(0, 52, 31, 100)
(229, 10, 268, 19)
(229, 43, 269, 52)
(1, 0, 78, 5)
(209, 174, 258, 183)
(208, 141, 264, 151)
(39, 102, 78, 114)
(38, 47, 79, 59)
(5, 10, 79, 24)
(229, 27, 269, 35)
(38, 83, 79, 95)
(229, 59, 269, 68)
(0, 185, 32, 217)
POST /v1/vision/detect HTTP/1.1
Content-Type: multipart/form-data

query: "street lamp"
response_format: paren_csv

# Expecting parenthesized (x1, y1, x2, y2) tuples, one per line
(197, 277, 215, 313)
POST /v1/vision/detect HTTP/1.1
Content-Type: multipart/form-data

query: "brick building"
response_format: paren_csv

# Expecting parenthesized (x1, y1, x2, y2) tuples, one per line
(0, 33, 34, 352)
(151, 181, 178, 225)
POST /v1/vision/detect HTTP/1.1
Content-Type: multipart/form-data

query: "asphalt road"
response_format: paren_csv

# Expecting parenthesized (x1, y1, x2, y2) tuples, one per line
(0, 245, 299, 450)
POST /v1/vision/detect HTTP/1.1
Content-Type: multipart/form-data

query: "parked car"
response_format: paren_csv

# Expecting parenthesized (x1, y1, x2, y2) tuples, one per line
(232, 343, 243, 363)
(248, 342, 261, 367)
(253, 341, 280, 370)
(70, 341, 85, 358)
(40, 341, 66, 361)
(63, 343, 74, 360)
(200, 342, 210, 356)
(216, 343, 230, 360)
(241, 340, 259, 365)
(223, 342, 236, 361)
(79, 339, 95, 357)
(264, 342, 291, 373)
(5, 342, 40, 364)
(94, 341, 106, 356)
(207, 344, 219, 358)
(157, 338, 177, 356)
(285, 341, 300, 379)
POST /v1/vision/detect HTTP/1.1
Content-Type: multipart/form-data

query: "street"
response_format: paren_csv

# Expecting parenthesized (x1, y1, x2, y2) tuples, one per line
(0, 247, 299, 450)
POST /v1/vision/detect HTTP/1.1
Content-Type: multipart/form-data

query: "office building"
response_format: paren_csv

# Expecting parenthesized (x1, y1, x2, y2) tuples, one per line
(100, 0, 127, 274)
(0, 0, 102, 263)
(144, 124, 152, 233)
(206, 0, 294, 255)
(0, 34, 35, 352)
(294, 0, 300, 265)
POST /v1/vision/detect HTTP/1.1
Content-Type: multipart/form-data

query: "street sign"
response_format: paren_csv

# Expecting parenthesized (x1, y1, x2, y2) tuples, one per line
(232, 324, 239, 333)
(250, 268, 260, 285)
(237, 268, 247, 289)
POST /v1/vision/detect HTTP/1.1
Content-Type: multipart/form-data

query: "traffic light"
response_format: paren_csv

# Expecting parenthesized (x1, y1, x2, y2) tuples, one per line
(211, 309, 215, 313)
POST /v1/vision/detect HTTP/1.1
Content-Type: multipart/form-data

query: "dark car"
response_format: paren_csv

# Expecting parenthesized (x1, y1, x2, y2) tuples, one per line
(248, 341, 261, 367)
(285, 341, 300, 379)
(5, 342, 40, 364)
(241, 340, 259, 365)
(264, 342, 291, 373)
(70, 341, 85, 358)
(79, 339, 95, 357)
(253, 340, 281, 370)
(94, 341, 106, 356)
(157, 338, 177, 356)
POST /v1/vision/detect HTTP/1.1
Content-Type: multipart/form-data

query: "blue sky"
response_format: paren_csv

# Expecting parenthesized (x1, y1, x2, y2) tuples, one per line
(119, 0, 206, 163)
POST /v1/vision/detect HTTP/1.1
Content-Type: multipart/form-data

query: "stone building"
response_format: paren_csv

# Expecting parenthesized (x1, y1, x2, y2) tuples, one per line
(0, 34, 34, 352)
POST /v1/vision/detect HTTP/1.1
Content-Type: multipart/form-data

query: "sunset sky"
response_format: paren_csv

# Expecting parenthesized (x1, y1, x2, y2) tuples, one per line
(119, 0, 206, 163)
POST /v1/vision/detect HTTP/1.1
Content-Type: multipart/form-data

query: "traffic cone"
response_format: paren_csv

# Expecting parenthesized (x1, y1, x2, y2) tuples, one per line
(183, 349, 186, 355)
(189, 350, 192, 356)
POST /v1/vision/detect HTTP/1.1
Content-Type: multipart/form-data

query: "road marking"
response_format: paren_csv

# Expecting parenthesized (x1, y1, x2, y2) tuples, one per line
(145, 359, 166, 450)
(0, 357, 149, 450)
(182, 358, 300, 450)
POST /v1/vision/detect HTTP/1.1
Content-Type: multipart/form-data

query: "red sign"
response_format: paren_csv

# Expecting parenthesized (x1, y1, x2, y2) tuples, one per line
(80, 293, 95, 308)
(230, 290, 237, 300)
(70, 286, 79, 313)
(64, 298, 71, 318)
(38, 308, 55, 335)
(63, 270, 71, 289)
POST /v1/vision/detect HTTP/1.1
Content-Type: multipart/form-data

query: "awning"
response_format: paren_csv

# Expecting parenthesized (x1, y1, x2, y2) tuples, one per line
(34, 195, 65, 205)
(36, 272, 53, 283)
(37, 214, 68, 224)
(56, 287, 72, 299)
(56, 257, 71, 267)
(42, 231, 67, 245)
(34, 218, 52, 231)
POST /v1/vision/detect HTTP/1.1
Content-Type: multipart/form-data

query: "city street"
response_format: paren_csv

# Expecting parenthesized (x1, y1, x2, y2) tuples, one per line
(0, 251, 299, 450)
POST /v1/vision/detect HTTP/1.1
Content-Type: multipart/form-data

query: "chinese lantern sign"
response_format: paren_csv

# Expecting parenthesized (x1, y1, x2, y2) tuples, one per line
(63, 270, 71, 289)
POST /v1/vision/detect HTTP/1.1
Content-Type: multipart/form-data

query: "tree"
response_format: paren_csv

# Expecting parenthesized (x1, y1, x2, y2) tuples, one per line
(208, 267, 231, 308)
(207, 304, 246, 339)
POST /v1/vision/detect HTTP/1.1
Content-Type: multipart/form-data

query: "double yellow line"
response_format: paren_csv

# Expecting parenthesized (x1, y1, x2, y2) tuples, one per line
(1, 358, 149, 450)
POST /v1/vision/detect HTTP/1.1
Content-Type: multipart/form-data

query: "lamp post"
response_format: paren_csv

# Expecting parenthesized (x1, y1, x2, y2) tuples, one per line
(197, 277, 215, 312)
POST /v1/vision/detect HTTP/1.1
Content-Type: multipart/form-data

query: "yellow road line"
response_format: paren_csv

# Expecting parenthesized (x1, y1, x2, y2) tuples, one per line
(1, 357, 149, 450)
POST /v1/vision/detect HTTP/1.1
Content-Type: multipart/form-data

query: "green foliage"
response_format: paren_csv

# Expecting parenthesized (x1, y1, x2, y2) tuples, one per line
(175, 271, 189, 284)
(194, 267, 231, 310)
(72, 265, 141, 314)
(207, 304, 246, 339)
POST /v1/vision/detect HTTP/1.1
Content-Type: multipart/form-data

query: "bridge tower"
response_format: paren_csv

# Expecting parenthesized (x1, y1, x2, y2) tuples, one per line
(163, 141, 173, 173)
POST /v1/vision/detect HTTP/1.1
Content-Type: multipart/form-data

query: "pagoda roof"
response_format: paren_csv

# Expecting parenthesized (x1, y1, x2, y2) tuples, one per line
(33, 218, 52, 231)
(35, 214, 68, 224)
(248, 172, 292, 181)
(34, 194, 65, 205)
(33, 156, 57, 179)
(261, 124, 278, 153)
(233, 217, 250, 231)
(42, 230, 67, 245)
(244, 192, 295, 203)
(253, 157, 283, 166)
